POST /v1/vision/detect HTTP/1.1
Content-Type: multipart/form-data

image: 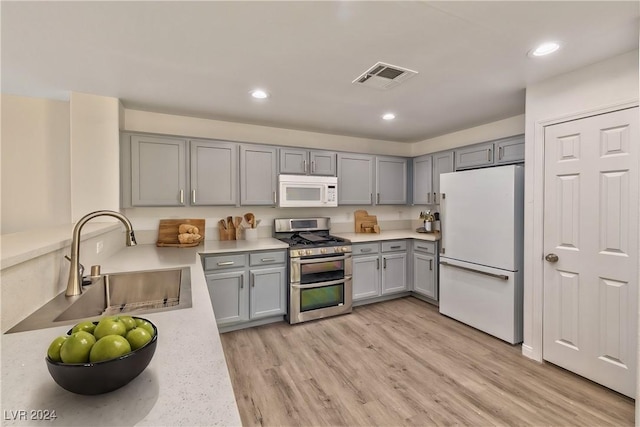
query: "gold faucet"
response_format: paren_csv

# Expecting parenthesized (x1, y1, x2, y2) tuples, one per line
(66, 210, 137, 296)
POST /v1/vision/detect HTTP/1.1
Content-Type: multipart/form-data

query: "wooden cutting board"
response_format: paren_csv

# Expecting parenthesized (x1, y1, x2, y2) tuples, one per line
(354, 210, 380, 233)
(156, 219, 205, 247)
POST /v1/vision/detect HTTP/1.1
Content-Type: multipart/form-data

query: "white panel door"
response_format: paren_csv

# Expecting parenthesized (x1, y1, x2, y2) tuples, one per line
(543, 107, 638, 398)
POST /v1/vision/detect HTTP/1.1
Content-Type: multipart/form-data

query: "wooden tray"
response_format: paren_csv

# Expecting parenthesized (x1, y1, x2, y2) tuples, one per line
(156, 219, 205, 247)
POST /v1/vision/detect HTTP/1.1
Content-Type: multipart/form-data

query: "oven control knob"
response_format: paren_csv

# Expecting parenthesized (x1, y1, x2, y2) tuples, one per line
(342, 246, 348, 253)
(334, 247, 340, 253)
(321, 248, 327, 254)
(306, 249, 313, 255)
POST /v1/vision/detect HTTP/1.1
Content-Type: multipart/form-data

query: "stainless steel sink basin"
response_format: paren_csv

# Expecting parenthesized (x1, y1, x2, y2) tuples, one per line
(6, 267, 192, 334)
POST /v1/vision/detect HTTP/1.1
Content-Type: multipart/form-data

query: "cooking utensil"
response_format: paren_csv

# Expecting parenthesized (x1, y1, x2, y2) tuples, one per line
(244, 213, 255, 228)
(218, 219, 227, 229)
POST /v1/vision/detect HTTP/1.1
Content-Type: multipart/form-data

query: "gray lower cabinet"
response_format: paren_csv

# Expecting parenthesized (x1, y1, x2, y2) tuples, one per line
(280, 148, 336, 176)
(202, 250, 286, 329)
(352, 241, 408, 302)
(240, 144, 278, 206)
(412, 240, 437, 300)
(129, 134, 187, 206)
(338, 153, 375, 205)
(190, 140, 238, 205)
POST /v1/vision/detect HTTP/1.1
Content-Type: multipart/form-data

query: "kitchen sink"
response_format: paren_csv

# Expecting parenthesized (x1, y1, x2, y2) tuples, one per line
(6, 267, 192, 334)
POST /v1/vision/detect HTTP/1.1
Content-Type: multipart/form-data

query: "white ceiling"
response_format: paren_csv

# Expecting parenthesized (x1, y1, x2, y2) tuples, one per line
(2, 1, 638, 143)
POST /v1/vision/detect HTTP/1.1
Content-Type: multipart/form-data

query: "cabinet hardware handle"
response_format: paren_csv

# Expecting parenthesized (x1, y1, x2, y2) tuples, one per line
(251, 273, 255, 287)
(434, 192, 438, 204)
(360, 248, 372, 253)
(311, 161, 315, 173)
(377, 193, 380, 204)
(499, 146, 503, 160)
(179, 189, 184, 204)
(273, 191, 277, 205)
(240, 275, 244, 289)
(429, 259, 433, 271)
(370, 193, 373, 204)
(488, 149, 492, 162)
(192, 189, 196, 204)
(261, 258, 275, 262)
(417, 246, 428, 251)
(440, 260, 508, 280)
(426, 192, 431, 204)
(376, 258, 380, 270)
(383, 258, 387, 269)
(390, 245, 401, 249)
(303, 160, 307, 173)
(217, 261, 235, 266)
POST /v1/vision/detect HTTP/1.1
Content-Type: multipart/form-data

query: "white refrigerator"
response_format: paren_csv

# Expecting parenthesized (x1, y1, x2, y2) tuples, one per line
(438, 165, 524, 344)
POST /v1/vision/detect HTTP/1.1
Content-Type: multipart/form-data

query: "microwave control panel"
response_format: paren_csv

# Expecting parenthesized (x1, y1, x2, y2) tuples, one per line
(326, 185, 337, 203)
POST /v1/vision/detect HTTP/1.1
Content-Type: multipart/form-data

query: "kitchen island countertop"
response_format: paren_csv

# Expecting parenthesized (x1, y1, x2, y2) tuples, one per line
(0, 240, 293, 426)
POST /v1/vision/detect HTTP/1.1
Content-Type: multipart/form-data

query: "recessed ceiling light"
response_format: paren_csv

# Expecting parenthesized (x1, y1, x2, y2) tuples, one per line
(382, 113, 396, 121)
(250, 89, 269, 99)
(528, 42, 560, 57)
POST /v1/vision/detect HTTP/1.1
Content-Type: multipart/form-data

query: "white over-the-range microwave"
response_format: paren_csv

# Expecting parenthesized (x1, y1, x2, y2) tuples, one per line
(278, 174, 338, 208)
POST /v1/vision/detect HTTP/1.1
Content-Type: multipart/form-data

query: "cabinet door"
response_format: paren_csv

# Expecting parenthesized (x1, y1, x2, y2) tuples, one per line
(413, 253, 436, 300)
(190, 140, 237, 205)
(495, 135, 525, 164)
(310, 151, 337, 176)
(381, 253, 407, 295)
(205, 270, 248, 326)
(352, 255, 380, 301)
(279, 148, 308, 175)
(432, 150, 455, 204)
(455, 142, 494, 170)
(412, 154, 433, 205)
(131, 135, 186, 206)
(337, 153, 374, 205)
(249, 267, 286, 319)
(240, 145, 277, 205)
(376, 156, 407, 204)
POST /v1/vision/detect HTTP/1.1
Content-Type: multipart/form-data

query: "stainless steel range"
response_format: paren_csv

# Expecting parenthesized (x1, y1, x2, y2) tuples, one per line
(274, 217, 352, 324)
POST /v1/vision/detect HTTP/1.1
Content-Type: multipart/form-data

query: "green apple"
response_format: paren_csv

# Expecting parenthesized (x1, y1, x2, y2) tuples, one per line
(71, 320, 96, 335)
(90, 335, 132, 363)
(93, 316, 127, 340)
(47, 335, 68, 362)
(126, 327, 152, 350)
(134, 319, 155, 337)
(118, 316, 137, 331)
(60, 331, 96, 363)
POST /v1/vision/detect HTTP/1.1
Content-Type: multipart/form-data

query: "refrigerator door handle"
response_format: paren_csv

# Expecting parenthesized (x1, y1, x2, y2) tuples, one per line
(440, 260, 509, 281)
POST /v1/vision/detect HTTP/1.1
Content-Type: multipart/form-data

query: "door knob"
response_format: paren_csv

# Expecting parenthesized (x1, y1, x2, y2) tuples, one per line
(545, 253, 559, 263)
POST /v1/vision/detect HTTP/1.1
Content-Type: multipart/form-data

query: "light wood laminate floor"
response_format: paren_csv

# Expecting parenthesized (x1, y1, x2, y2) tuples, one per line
(220, 297, 634, 426)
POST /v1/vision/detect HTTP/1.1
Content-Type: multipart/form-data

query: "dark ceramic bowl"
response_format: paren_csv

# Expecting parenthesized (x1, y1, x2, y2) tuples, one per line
(45, 317, 157, 395)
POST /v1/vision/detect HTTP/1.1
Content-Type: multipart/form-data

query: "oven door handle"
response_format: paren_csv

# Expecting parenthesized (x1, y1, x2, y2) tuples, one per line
(291, 277, 352, 290)
(296, 254, 351, 264)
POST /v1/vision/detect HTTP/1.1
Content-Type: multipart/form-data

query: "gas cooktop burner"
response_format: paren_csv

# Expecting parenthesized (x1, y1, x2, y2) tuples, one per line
(279, 232, 348, 248)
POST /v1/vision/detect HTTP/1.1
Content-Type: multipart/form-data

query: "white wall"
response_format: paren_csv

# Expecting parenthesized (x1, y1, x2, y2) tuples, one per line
(411, 114, 525, 157)
(70, 92, 121, 221)
(124, 109, 413, 157)
(522, 50, 639, 362)
(1, 94, 71, 233)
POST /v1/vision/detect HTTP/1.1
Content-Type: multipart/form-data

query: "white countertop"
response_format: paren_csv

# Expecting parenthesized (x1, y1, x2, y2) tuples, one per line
(335, 230, 440, 243)
(1, 241, 278, 427)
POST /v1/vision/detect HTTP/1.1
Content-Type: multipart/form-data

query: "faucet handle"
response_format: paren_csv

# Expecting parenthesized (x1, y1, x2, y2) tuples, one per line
(64, 255, 85, 278)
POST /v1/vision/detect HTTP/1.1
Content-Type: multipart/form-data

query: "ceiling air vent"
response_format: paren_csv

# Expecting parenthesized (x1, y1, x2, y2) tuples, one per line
(352, 62, 418, 90)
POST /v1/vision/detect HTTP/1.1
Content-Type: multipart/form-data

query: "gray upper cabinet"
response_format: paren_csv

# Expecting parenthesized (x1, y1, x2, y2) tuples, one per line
(376, 156, 407, 205)
(338, 153, 374, 205)
(240, 144, 277, 206)
(432, 150, 455, 203)
(495, 135, 525, 165)
(190, 140, 238, 206)
(455, 142, 494, 170)
(130, 134, 187, 206)
(279, 148, 336, 176)
(412, 154, 433, 205)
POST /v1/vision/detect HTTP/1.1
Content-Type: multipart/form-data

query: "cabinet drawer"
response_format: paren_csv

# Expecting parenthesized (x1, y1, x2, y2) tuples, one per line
(381, 240, 407, 252)
(203, 254, 246, 271)
(413, 240, 436, 255)
(249, 250, 286, 266)
(352, 242, 379, 255)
